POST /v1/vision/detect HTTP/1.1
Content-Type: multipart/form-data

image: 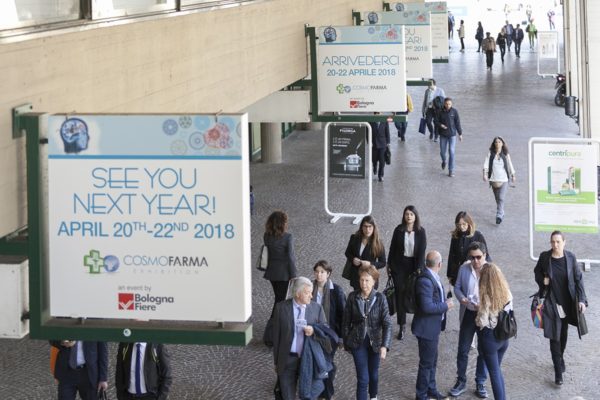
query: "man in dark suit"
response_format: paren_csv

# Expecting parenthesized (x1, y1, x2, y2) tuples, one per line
(368, 115, 390, 182)
(115, 342, 173, 399)
(273, 276, 327, 400)
(412, 251, 454, 400)
(513, 24, 524, 57)
(50, 340, 108, 400)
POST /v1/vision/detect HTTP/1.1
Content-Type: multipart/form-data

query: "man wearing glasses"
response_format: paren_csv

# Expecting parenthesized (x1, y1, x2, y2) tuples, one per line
(448, 242, 490, 399)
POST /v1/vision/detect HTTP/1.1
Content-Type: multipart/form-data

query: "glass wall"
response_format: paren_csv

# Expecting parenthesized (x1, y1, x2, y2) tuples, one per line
(0, 0, 80, 30)
(91, 0, 176, 20)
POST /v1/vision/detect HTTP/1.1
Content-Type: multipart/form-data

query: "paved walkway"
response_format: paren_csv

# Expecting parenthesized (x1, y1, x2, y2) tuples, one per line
(1, 42, 598, 400)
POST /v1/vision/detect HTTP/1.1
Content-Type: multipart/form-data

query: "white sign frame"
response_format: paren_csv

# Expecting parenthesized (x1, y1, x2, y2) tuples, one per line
(317, 25, 407, 113)
(528, 137, 600, 269)
(537, 31, 560, 77)
(46, 114, 251, 322)
(324, 122, 372, 224)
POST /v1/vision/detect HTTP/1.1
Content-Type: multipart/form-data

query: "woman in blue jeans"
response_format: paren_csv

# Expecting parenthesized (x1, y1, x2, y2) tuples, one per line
(342, 266, 392, 400)
(476, 263, 512, 400)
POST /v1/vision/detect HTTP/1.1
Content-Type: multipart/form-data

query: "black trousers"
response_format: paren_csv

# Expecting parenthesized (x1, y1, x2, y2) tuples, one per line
(278, 355, 300, 400)
(486, 50, 494, 68)
(372, 147, 386, 179)
(57, 365, 97, 400)
(460, 37, 465, 50)
(549, 318, 569, 374)
(270, 280, 289, 317)
(515, 40, 522, 56)
(425, 108, 437, 139)
(391, 256, 416, 326)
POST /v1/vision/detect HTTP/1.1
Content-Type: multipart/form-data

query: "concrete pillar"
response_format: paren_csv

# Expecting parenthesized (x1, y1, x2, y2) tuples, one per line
(260, 123, 282, 163)
(307, 122, 323, 131)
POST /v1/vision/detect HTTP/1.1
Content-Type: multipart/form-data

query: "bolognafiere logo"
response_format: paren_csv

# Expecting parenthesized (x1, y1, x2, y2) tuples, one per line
(118, 293, 134, 310)
(117, 292, 175, 311)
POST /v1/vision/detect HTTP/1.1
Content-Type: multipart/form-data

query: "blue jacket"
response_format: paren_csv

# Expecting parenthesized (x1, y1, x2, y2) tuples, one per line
(411, 269, 448, 340)
(298, 334, 333, 400)
(454, 262, 478, 324)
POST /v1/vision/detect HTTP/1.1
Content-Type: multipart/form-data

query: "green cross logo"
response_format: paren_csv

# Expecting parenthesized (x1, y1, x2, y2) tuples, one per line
(84, 250, 104, 274)
(336, 84, 345, 94)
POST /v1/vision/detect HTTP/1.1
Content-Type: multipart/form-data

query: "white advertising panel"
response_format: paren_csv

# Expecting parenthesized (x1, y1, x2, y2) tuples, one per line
(392, 2, 448, 61)
(533, 142, 598, 233)
(538, 31, 558, 59)
(47, 114, 251, 322)
(317, 25, 407, 113)
(363, 11, 432, 81)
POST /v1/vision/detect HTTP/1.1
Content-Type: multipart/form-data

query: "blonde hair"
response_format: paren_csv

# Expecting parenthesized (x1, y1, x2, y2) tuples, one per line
(478, 263, 511, 315)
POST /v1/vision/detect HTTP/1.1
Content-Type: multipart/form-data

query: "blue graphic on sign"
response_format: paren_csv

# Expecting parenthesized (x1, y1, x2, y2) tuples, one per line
(60, 118, 89, 154)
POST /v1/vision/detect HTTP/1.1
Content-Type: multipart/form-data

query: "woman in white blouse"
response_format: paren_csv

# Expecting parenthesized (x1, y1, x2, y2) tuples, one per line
(483, 137, 516, 225)
(476, 263, 512, 400)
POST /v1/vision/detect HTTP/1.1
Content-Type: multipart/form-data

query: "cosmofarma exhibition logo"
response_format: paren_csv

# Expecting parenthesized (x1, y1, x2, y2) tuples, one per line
(83, 250, 120, 274)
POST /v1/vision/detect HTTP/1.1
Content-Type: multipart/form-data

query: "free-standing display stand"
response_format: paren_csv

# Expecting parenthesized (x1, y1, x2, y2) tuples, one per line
(324, 122, 372, 224)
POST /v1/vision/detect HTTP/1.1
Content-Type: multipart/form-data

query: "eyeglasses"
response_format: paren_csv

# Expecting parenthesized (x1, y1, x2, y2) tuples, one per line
(469, 255, 484, 261)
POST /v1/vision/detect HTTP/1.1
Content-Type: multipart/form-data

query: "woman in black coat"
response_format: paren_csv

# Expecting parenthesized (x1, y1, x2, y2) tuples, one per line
(387, 205, 426, 339)
(342, 265, 392, 400)
(534, 231, 588, 385)
(447, 211, 490, 286)
(263, 210, 297, 315)
(343, 215, 386, 291)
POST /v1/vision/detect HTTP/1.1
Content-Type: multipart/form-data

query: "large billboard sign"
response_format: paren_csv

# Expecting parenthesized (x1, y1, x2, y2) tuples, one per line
(532, 141, 598, 233)
(317, 25, 407, 113)
(363, 11, 432, 80)
(392, 3, 449, 61)
(47, 114, 251, 322)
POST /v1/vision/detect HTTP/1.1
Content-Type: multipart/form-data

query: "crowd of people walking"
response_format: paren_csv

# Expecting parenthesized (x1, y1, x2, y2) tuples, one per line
(260, 206, 588, 400)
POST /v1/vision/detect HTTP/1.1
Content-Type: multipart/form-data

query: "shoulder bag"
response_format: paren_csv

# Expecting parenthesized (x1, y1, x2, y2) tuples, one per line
(530, 287, 547, 329)
(255, 244, 268, 271)
(494, 302, 517, 340)
(383, 277, 396, 316)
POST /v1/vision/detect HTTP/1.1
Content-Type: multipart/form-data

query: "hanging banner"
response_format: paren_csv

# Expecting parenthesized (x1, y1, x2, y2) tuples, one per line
(362, 11, 432, 81)
(317, 25, 407, 113)
(392, 2, 448, 62)
(532, 142, 598, 233)
(46, 114, 251, 322)
(328, 124, 367, 179)
(538, 31, 558, 59)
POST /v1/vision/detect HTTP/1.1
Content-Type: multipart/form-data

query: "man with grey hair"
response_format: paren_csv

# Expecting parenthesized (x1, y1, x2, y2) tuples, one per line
(412, 251, 454, 400)
(273, 277, 327, 400)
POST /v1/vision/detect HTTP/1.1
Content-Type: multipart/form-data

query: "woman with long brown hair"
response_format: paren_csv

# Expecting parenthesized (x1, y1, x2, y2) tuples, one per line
(483, 136, 515, 225)
(388, 205, 427, 340)
(342, 215, 386, 292)
(263, 210, 297, 315)
(476, 263, 512, 400)
(447, 211, 490, 286)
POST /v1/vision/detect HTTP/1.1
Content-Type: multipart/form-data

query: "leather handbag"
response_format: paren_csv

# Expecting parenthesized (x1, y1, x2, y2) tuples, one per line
(494, 302, 517, 340)
(255, 244, 268, 271)
(383, 277, 396, 316)
(384, 147, 391, 165)
(530, 288, 547, 329)
(418, 117, 427, 134)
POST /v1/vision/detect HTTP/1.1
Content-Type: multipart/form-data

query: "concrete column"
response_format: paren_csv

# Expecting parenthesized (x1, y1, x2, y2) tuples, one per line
(307, 122, 323, 131)
(260, 123, 282, 163)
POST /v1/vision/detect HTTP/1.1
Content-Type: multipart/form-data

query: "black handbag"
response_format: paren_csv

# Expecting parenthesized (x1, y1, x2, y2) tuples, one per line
(384, 147, 391, 165)
(494, 302, 517, 340)
(98, 388, 108, 400)
(384, 277, 396, 316)
(418, 117, 427, 134)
